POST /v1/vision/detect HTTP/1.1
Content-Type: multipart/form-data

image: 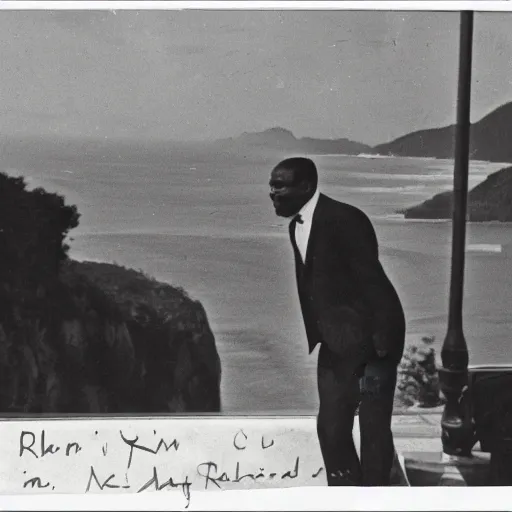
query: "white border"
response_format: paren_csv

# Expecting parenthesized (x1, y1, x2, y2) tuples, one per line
(2, 488, 512, 510)
(0, 1, 511, 12)
(1, 2, 511, 510)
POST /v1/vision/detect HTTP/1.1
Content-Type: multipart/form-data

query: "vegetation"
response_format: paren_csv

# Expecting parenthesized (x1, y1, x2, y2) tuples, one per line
(0, 172, 80, 288)
(396, 336, 444, 408)
(0, 171, 221, 414)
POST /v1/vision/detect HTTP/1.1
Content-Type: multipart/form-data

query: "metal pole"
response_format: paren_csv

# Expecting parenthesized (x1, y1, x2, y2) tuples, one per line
(438, 10, 475, 457)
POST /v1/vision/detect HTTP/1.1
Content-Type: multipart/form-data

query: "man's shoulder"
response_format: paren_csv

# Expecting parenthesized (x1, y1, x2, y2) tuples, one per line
(319, 193, 370, 222)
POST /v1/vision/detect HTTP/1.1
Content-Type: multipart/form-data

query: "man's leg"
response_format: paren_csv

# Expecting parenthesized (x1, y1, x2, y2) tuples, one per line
(316, 344, 362, 486)
(358, 357, 399, 486)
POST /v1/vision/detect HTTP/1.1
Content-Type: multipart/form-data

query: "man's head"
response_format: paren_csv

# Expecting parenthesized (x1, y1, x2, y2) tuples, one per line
(269, 157, 318, 218)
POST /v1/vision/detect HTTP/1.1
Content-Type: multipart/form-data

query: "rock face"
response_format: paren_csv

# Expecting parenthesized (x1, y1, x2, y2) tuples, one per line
(0, 171, 221, 414)
(402, 166, 512, 222)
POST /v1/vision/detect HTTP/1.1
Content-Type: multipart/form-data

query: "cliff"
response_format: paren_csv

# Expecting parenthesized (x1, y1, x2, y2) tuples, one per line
(0, 172, 221, 414)
(401, 166, 512, 222)
(373, 101, 512, 163)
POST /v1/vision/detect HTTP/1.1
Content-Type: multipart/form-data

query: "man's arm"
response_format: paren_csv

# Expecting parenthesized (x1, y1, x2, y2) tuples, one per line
(312, 212, 372, 360)
(342, 207, 402, 357)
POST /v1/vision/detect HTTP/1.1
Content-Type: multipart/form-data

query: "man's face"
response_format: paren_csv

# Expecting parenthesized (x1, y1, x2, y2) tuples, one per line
(269, 167, 311, 218)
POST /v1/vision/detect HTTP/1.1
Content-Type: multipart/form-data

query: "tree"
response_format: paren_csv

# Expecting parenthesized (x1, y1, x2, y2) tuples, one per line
(0, 172, 80, 288)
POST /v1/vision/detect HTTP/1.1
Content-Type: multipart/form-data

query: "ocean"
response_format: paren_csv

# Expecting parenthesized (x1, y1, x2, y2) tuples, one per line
(3, 147, 512, 414)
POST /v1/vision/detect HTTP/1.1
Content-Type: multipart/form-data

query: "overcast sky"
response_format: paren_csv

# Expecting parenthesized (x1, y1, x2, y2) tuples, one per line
(1, 9, 512, 145)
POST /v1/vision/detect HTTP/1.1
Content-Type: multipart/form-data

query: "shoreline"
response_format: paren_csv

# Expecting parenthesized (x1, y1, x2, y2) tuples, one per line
(67, 215, 512, 242)
(319, 154, 512, 166)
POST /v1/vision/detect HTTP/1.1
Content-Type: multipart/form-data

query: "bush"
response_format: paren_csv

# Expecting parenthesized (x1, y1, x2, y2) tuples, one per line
(0, 172, 80, 288)
(396, 336, 444, 408)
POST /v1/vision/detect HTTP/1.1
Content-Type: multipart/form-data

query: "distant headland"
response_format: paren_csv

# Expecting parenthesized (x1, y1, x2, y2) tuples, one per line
(401, 165, 512, 222)
(212, 126, 374, 156)
(381, 100, 512, 222)
(3, 100, 512, 164)
(373, 101, 512, 164)
(211, 100, 512, 164)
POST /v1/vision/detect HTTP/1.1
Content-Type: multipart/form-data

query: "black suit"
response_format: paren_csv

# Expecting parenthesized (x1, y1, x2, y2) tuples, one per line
(290, 193, 406, 486)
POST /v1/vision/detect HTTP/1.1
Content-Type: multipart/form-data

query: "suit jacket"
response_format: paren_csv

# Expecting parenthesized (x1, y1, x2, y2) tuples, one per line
(292, 193, 406, 363)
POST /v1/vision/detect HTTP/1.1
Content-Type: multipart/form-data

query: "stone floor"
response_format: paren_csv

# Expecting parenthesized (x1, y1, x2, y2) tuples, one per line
(389, 411, 492, 486)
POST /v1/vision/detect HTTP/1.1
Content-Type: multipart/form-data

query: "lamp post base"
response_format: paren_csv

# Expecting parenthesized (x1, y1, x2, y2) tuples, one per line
(438, 365, 474, 456)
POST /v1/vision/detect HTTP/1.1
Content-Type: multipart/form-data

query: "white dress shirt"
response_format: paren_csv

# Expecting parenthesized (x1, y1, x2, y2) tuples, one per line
(294, 188, 320, 263)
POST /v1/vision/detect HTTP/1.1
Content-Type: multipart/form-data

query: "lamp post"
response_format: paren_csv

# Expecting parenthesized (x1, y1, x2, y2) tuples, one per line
(438, 10, 475, 457)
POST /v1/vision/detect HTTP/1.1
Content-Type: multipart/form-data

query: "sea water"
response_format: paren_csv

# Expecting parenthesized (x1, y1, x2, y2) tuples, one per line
(3, 147, 512, 413)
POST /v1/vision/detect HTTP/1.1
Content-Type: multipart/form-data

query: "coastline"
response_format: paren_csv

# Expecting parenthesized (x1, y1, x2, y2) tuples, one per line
(321, 153, 512, 167)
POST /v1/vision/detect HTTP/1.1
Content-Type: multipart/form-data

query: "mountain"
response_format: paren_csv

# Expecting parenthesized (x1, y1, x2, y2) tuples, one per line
(402, 165, 512, 222)
(215, 127, 374, 155)
(374, 102, 512, 163)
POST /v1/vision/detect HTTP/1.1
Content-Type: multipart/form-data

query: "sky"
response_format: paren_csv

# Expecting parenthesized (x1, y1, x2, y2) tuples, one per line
(1, 9, 512, 146)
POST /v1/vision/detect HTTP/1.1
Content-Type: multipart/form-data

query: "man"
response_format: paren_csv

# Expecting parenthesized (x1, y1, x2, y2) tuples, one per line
(269, 157, 406, 486)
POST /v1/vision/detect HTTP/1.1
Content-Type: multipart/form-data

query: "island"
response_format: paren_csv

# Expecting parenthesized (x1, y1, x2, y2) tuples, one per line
(214, 127, 374, 156)
(401, 165, 512, 222)
(0, 171, 222, 414)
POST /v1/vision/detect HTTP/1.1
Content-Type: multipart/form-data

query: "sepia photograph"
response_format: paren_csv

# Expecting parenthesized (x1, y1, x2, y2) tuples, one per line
(2, 4, 512, 499)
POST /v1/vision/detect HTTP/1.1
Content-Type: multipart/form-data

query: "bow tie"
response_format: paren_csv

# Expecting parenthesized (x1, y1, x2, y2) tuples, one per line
(291, 214, 304, 225)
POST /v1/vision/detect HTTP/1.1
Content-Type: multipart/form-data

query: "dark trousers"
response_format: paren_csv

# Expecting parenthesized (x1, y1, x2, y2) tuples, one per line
(316, 343, 399, 486)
